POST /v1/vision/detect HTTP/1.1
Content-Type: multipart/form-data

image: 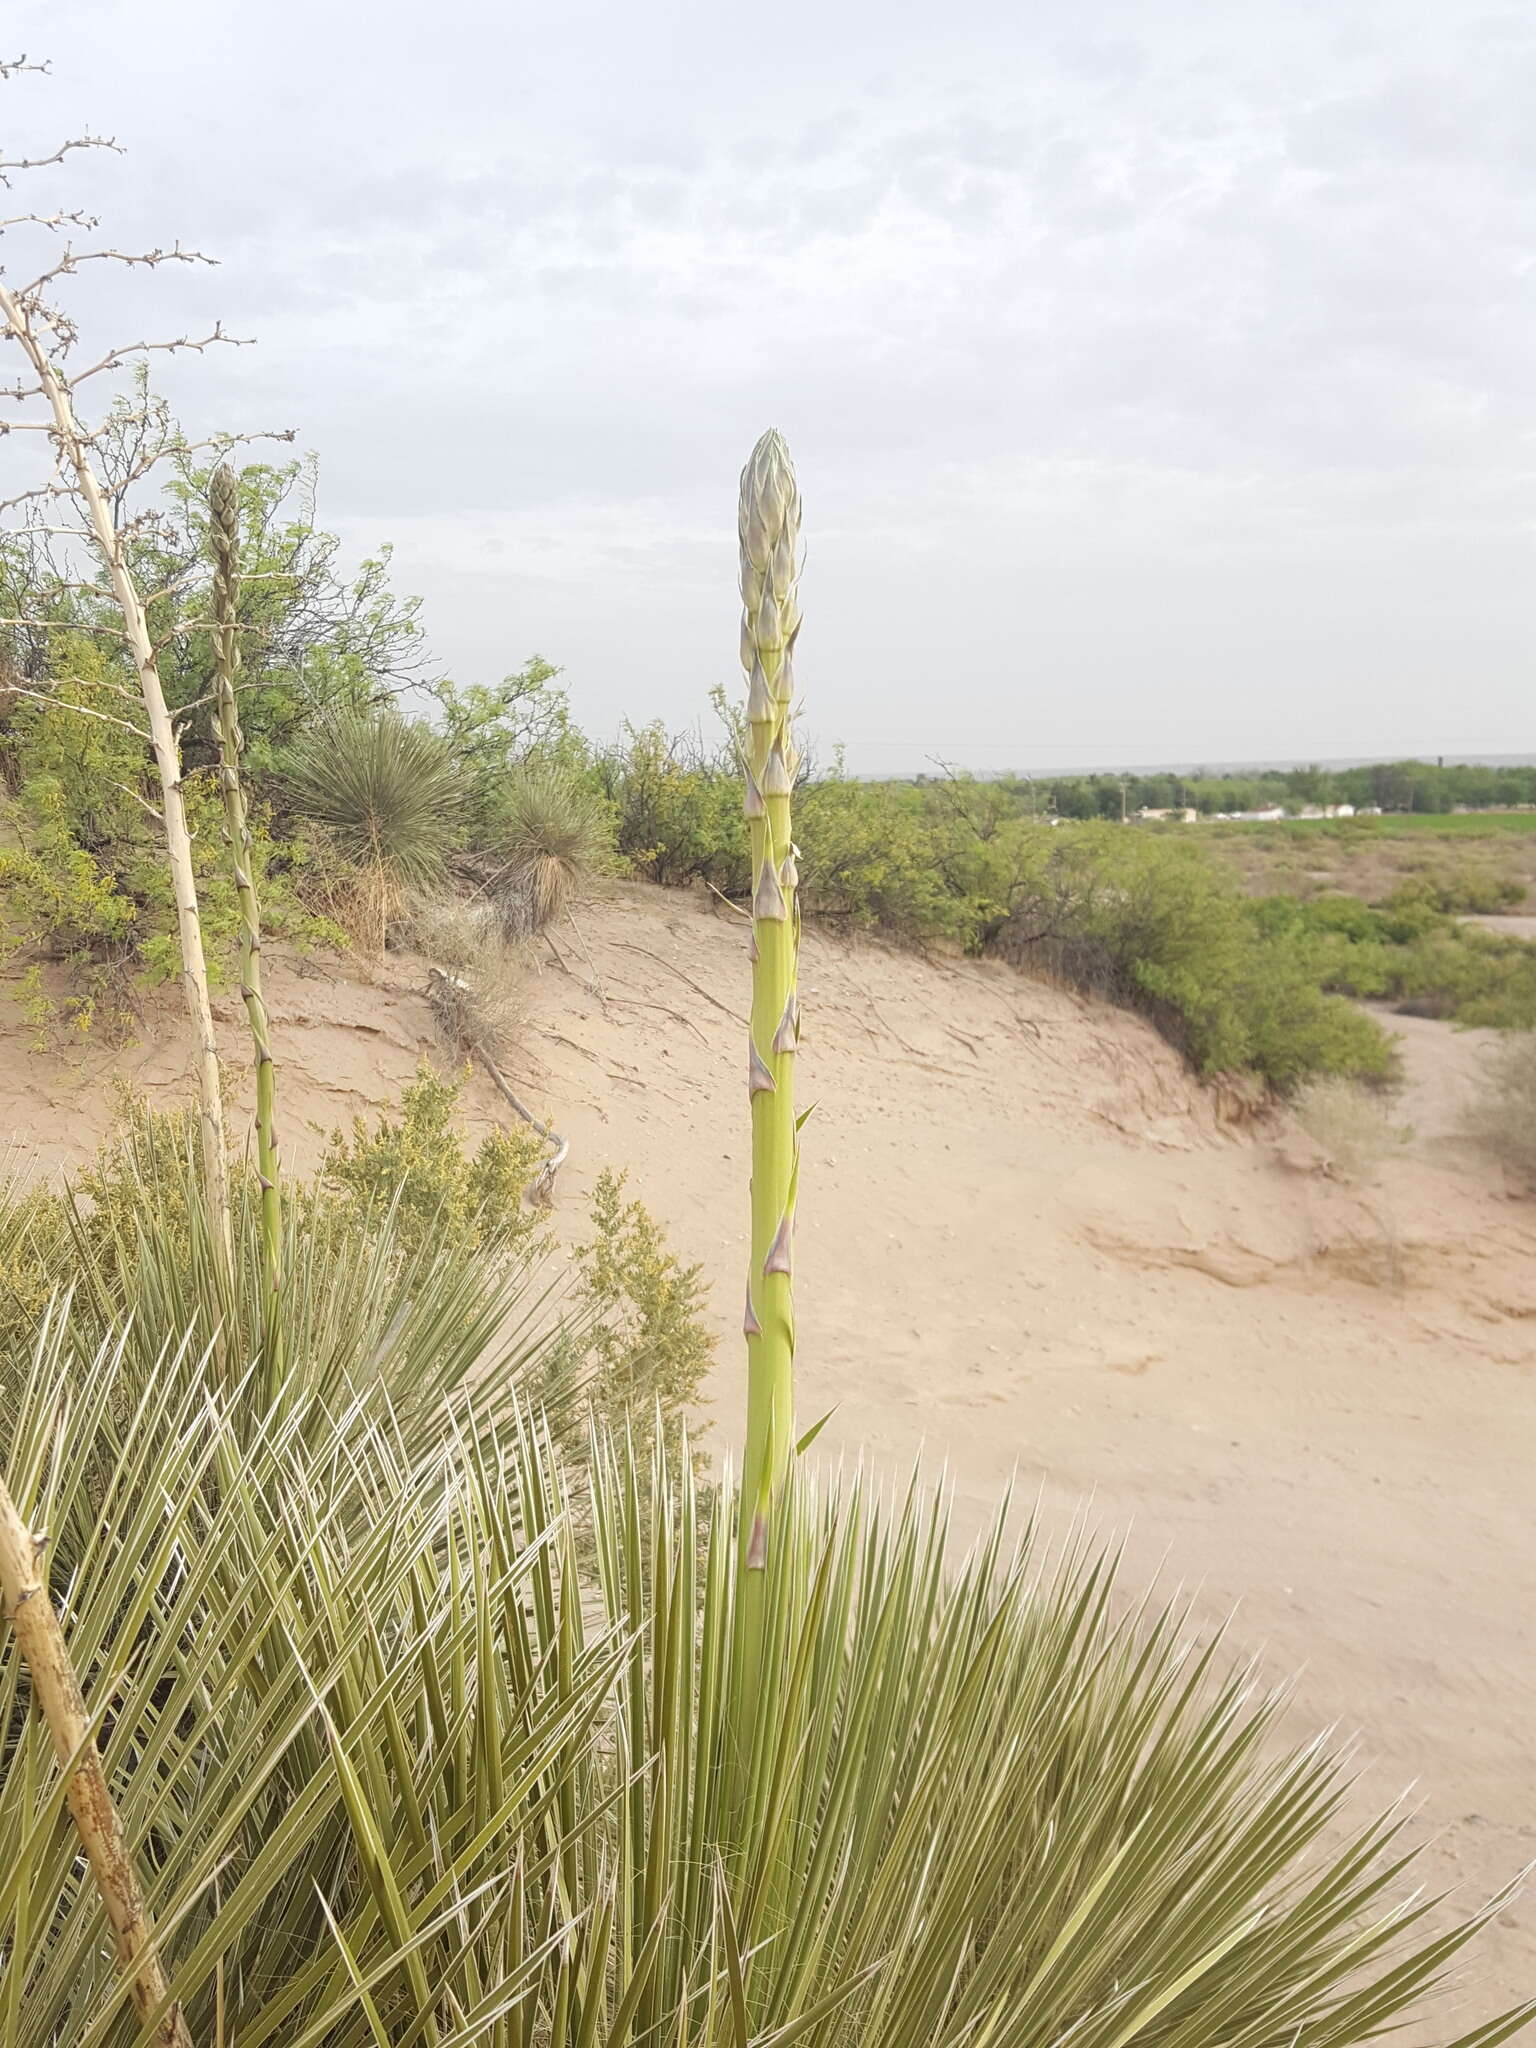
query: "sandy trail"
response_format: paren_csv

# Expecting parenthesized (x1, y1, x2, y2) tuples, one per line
(3, 882, 1533, 2013)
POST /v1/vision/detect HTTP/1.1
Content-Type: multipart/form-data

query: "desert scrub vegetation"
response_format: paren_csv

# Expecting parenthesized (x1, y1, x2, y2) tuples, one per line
(1, 419, 1527, 2048)
(0, 634, 337, 1041)
(0, 463, 607, 988)
(594, 712, 752, 892)
(599, 736, 1536, 1077)
(1251, 887, 1536, 1029)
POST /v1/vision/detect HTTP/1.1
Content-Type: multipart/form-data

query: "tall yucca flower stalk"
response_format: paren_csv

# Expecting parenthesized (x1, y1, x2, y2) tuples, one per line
(210, 463, 284, 1391)
(738, 429, 803, 1572)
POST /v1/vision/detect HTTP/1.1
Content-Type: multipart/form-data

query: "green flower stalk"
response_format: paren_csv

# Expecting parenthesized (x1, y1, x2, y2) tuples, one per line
(738, 429, 803, 1572)
(210, 463, 284, 1391)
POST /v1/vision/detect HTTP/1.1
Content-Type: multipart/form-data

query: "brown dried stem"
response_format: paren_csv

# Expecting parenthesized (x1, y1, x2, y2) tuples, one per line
(0, 1473, 193, 2048)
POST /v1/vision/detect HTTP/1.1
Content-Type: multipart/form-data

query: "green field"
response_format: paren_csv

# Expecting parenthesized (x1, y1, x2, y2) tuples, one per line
(1209, 811, 1536, 841)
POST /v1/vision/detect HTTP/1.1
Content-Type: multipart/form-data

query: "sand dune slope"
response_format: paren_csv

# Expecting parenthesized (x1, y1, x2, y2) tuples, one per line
(3, 881, 1533, 2008)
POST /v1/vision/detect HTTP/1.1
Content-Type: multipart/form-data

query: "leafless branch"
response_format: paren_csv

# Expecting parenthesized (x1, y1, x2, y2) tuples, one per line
(152, 616, 260, 657)
(12, 245, 219, 306)
(0, 208, 101, 235)
(2, 684, 148, 739)
(113, 779, 163, 821)
(0, 132, 119, 180)
(0, 613, 126, 637)
(51, 328, 254, 389)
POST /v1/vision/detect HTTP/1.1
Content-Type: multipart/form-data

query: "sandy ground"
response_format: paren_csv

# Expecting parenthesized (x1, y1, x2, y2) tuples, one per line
(3, 884, 1534, 2015)
(1463, 913, 1536, 942)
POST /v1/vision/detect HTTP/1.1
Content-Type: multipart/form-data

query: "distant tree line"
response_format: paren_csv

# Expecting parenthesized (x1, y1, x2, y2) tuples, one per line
(925, 761, 1536, 819)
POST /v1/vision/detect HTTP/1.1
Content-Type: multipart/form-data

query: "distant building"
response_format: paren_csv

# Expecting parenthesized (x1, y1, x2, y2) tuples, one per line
(1135, 806, 1197, 824)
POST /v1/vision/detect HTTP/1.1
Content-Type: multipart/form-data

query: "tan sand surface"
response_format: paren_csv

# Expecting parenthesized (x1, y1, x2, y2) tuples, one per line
(3, 882, 1533, 2013)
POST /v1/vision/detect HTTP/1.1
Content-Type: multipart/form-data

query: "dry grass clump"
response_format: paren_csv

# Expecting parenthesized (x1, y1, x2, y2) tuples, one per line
(494, 763, 612, 936)
(1465, 1030, 1536, 1185)
(1292, 1076, 1410, 1182)
(409, 892, 526, 1060)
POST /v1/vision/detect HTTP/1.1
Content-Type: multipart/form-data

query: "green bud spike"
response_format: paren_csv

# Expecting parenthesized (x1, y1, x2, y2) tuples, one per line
(737, 427, 803, 1577)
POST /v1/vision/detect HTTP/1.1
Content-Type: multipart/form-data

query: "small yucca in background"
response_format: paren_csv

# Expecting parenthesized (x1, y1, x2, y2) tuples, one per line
(494, 760, 612, 934)
(284, 710, 463, 950)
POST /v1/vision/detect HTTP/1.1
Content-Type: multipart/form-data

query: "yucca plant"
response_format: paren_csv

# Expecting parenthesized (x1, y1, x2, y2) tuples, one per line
(1, 1306, 1527, 2048)
(493, 760, 613, 936)
(285, 709, 463, 952)
(0, 1310, 623, 2046)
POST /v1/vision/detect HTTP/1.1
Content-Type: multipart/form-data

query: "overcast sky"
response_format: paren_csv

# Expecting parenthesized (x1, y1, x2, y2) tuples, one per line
(6, 0, 1533, 773)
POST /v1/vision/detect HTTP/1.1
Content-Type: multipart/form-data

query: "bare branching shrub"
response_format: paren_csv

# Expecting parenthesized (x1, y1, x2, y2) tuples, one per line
(494, 763, 612, 936)
(1465, 1030, 1536, 1186)
(411, 893, 525, 1060)
(1292, 1077, 1409, 1182)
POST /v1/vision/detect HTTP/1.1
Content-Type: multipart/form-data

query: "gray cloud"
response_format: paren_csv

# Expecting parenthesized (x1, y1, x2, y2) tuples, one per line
(5, 0, 1533, 769)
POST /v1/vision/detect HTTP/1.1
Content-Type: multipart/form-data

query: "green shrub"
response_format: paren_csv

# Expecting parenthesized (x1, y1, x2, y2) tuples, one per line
(585, 738, 1410, 1088)
(321, 1059, 549, 1256)
(1256, 892, 1536, 1029)
(796, 772, 980, 943)
(321, 1067, 714, 1436)
(2, 1074, 714, 1461)
(0, 1102, 556, 1481)
(571, 1166, 713, 1438)
(1384, 866, 1525, 916)
(596, 718, 750, 891)
(431, 655, 579, 826)
(998, 829, 1395, 1088)
(0, 645, 337, 1033)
